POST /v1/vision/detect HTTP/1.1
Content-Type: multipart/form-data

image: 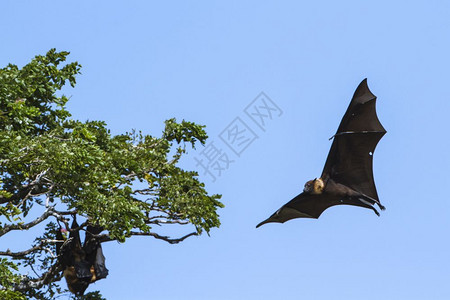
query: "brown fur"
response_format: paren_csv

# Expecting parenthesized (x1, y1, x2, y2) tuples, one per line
(313, 178, 324, 194)
(323, 179, 359, 197)
(63, 266, 87, 295)
(90, 265, 97, 282)
(304, 178, 325, 194)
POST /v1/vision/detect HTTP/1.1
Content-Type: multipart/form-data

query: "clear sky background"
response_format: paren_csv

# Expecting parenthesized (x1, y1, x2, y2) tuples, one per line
(1, 1, 450, 299)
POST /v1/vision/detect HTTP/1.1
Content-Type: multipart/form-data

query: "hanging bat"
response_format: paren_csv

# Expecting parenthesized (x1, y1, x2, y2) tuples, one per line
(56, 218, 109, 295)
(257, 79, 386, 228)
(57, 217, 92, 295)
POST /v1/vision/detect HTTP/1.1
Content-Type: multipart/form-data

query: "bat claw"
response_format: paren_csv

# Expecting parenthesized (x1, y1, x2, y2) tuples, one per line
(369, 205, 380, 216)
(358, 197, 380, 216)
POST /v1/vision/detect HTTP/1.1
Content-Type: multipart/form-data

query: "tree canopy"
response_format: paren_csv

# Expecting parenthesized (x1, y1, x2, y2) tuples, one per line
(0, 49, 223, 299)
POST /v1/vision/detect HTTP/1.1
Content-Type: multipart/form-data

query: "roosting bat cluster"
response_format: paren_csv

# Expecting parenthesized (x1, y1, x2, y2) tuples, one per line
(257, 79, 386, 227)
(56, 218, 109, 295)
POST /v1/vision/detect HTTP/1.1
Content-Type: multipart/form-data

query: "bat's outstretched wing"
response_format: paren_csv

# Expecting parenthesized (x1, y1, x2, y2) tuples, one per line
(256, 190, 382, 228)
(321, 79, 386, 200)
(256, 193, 342, 227)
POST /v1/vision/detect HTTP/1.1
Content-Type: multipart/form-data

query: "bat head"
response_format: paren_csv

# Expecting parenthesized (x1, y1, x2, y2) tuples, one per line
(303, 178, 324, 194)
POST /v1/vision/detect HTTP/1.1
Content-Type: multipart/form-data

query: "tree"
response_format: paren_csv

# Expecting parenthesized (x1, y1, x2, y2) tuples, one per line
(0, 49, 223, 299)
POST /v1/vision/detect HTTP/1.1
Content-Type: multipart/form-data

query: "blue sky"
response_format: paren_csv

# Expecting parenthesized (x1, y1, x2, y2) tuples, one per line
(1, 1, 450, 299)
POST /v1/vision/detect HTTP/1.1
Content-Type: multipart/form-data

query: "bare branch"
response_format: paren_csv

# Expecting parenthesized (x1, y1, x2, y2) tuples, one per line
(122, 172, 137, 180)
(0, 239, 61, 258)
(100, 231, 198, 244)
(130, 231, 198, 244)
(0, 207, 74, 237)
(147, 219, 190, 225)
(132, 188, 158, 196)
(0, 169, 51, 204)
(13, 263, 63, 292)
(21, 169, 49, 189)
(48, 209, 75, 229)
(0, 208, 54, 237)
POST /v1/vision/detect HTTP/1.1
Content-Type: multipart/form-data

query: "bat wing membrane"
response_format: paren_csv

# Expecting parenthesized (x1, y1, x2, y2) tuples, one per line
(321, 79, 386, 200)
(256, 193, 342, 227)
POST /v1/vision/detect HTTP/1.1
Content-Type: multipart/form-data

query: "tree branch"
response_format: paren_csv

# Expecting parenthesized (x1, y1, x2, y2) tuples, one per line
(147, 218, 190, 225)
(99, 231, 198, 244)
(0, 239, 60, 258)
(13, 263, 63, 292)
(129, 231, 198, 244)
(0, 169, 50, 204)
(0, 207, 74, 237)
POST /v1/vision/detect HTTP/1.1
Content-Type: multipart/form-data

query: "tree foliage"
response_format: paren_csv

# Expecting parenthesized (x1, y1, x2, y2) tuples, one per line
(0, 49, 223, 299)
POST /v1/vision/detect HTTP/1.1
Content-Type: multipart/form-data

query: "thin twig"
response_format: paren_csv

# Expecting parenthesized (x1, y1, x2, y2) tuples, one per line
(100, 231, 198, 244)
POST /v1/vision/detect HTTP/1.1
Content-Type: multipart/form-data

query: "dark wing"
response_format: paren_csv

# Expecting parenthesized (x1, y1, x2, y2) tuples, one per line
(68, 218, 92, 281)
(84, 225, 109, 281)
(83, 225, 101, 261)
(70, 218, 82, 247)
(55, 228, 64, 257)
(92, 245, 109, 280)
(256, 192, 343, 227)
(321, 79, 386, 200)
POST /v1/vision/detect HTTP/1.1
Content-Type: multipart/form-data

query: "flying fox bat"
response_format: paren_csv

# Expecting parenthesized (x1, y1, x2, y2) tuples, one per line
(56, 218, 109, 295)
(257, 79, 386, 228)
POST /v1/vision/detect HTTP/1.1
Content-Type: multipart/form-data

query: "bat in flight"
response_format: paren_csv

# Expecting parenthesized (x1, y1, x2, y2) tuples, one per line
(56, 218, 109, 295)
(257, 79, 386, 228)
